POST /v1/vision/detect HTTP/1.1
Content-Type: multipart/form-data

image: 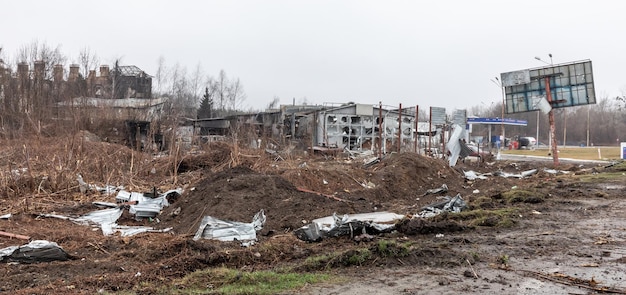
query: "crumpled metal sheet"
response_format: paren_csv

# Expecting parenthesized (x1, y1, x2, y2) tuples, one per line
(294, 212, 405, 242)
(116, 188, 182, 219)
(0, 240, 69, 264)
(423, 184, 448, 196)
(40, 208, 172, 237)
(465, 169, 538, 180)
(494, 169, 538, 178)
(416, 194, 467, 218)
(193, 210, 266, 246)
(464, 170, 489, 180)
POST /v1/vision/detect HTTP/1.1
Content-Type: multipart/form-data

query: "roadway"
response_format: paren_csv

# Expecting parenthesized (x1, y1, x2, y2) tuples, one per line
(497, 152, 612, 166)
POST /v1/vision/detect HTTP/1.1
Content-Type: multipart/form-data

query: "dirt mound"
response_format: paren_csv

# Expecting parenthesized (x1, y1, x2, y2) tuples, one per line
(370, 153, 460, 199)
(160, 166, 360, 235)
(159, 153, 469, 239)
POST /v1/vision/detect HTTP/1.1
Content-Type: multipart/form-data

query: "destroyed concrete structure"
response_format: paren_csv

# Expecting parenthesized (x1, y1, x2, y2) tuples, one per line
(191, 103, 448, 156)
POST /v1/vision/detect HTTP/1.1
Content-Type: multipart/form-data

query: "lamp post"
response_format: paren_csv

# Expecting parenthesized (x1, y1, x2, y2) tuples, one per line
(491, 77, 505, 155)
(534, 54, 555, 149)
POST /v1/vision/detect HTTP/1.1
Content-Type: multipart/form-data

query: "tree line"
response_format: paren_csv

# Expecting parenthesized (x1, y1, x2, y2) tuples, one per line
(0, 41, 247, 139)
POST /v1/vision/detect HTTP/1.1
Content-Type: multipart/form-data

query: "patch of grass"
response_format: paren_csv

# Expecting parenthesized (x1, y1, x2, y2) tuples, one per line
(496, 254, 509, 266)
(471, 195, 496, 209)
(448, 208, 520, 228)
(341, 249, 371, 266)
(502, 189, 544, 204)
(609, 161, 626, 171)
(577, 172, 626, 183)
(171, 267, 332, 295)
(303, 253, 338, 270)
(375, 239, 411, 258)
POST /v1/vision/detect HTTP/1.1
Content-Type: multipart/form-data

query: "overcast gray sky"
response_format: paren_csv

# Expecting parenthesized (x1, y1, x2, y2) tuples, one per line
(2, 0, 625, 113)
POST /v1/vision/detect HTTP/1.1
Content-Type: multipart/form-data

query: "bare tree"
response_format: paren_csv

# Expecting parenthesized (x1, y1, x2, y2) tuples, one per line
(227, 77, 246, 111)
(216, 69, 228, 112)
(190, 62, 203, 104)
(155, 56, 166, 96)
(267, 96, 280, 109)
(77, 47, 99, 78)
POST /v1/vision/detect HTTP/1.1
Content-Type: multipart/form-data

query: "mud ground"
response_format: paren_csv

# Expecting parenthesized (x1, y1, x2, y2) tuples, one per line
(0, 139, 625, 294)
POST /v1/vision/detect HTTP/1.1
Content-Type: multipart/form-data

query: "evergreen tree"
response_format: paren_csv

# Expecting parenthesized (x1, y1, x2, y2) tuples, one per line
(197, 87, 213, 119)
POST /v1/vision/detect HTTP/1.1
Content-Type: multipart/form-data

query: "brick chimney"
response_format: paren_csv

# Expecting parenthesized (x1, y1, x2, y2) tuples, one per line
(100, 65, 109, 78)
(68, 64, 80, 82)
(34, 60, 45, 79)
(54, 64, 64, 83)
(17, 62, 29, 78)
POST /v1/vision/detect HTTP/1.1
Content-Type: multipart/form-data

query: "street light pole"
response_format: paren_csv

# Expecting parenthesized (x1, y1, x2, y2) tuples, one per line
(491, 77, 505, 157)
(533, 97, 541, 149)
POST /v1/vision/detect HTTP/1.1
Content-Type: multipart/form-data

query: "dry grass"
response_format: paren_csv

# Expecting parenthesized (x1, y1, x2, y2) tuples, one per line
(502, 146, 622, 161)
(0, 134, 279, 203)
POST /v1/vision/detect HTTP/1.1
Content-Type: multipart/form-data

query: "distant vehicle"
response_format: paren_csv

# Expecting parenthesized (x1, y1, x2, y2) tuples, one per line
(463, 144, 492, 162)
(518, 137, 537, 149)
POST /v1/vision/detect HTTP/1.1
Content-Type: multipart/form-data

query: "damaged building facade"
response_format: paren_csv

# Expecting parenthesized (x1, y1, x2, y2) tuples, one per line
(192, 103, 453, 156)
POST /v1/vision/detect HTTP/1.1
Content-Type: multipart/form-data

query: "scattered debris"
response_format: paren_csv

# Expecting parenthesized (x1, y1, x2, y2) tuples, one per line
(77, 174, 123, 195)
(464, 170, 489, 180)
(464, 169, 538, 180)
(193, 210, 266, 247)
(416, 194, 467, 218)
(543, 168, 571, 174)
(265, 149, 284, 161)
(296, 187, 351, 203)
(363, 157, 381, 168)
(494, 169, 538, 178)
(446, 124, 465, 167)
(0, 214, 11, 219)
(423, 184, 448, 196)
(1, 240, 69, 263)
(40, 206, 173, 237)
(116, 188, 182, 220)
(0, 230, 31, 240)
(518, 269, 626, 294)
(294, 212, 404, 242)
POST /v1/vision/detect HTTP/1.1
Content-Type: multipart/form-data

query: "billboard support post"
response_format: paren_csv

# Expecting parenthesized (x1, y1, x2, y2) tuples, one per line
(545, 77, 559, 166)
(378, 101, 383, 159)
(414, 105, 419, 153)
(428, 107, 432, 156)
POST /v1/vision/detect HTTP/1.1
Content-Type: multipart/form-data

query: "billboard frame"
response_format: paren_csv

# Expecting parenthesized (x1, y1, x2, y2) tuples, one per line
(501, 60, 595, 114)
